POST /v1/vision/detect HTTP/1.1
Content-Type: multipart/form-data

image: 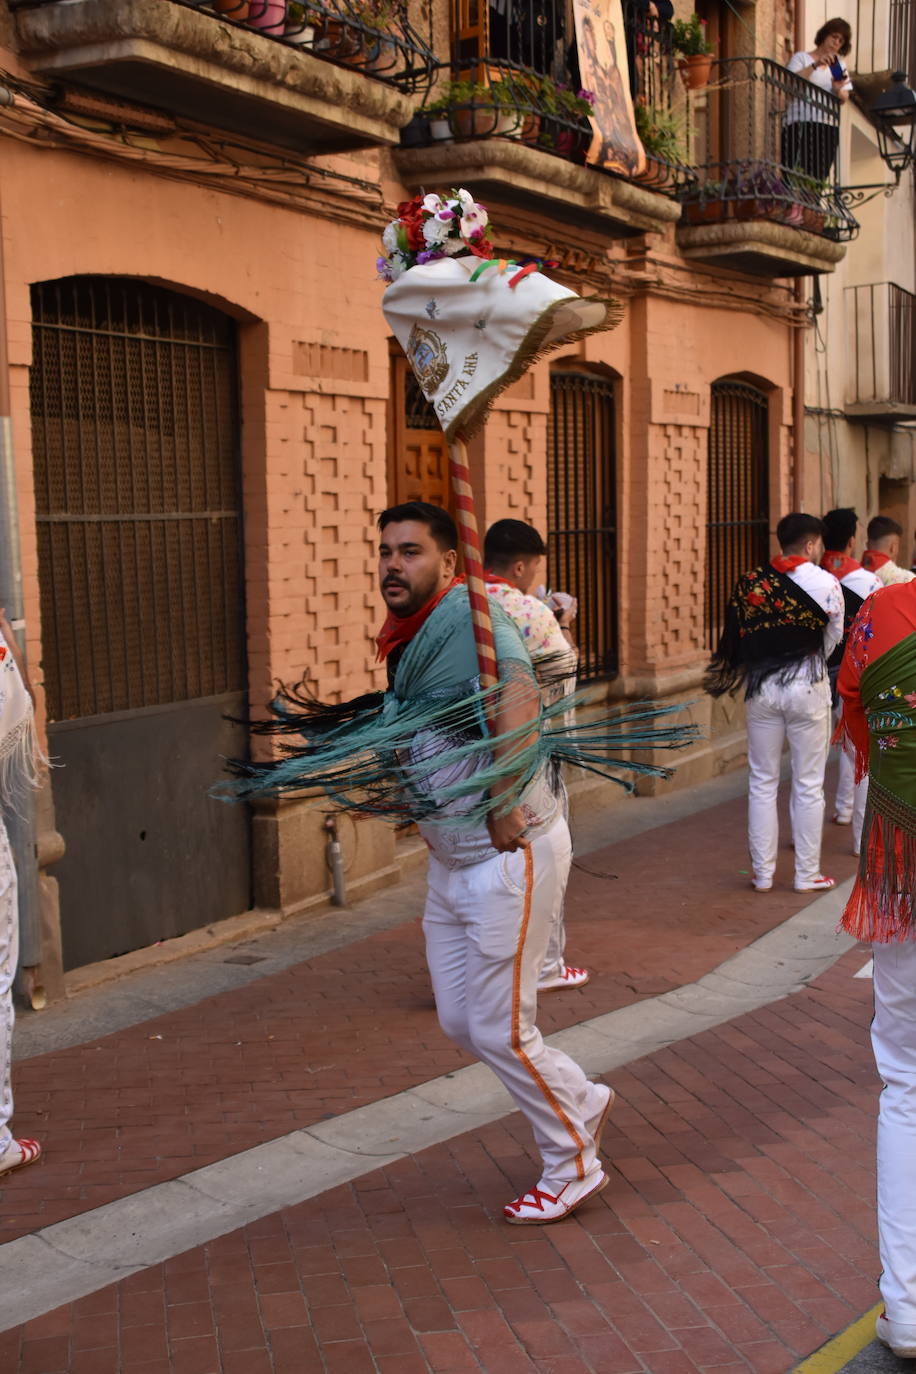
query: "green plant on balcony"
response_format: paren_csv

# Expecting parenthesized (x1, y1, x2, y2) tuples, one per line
(671, 13, 713, 56)
(634, 102, 685, 166)
(679, 179, 728, 223)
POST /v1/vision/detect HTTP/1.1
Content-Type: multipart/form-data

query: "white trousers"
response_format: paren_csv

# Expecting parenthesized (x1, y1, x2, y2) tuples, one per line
(872, 940, 916, 1324)
(0, 819, 17, 1155)
(540, 776, 568, 982)
(423, 817, 603, 1184)
(833, 707, 868, 853)
(745, 676, 831, 888)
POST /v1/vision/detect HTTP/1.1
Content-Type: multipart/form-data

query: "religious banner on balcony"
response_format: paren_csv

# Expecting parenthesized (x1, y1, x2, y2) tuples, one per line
(573, 0, 646, 176)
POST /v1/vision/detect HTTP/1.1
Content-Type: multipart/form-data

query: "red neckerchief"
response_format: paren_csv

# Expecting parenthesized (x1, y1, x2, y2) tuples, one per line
(771, 555, 808, 574)
(862, 550, 891, 574)
(484, 572, 516, 589)
(375, 576, 463, 662)
(821, 551, 861, 581)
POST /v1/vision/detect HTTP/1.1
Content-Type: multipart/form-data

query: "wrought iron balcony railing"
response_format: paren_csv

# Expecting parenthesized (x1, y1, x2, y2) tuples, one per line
(846, 282, 916, 415)
(8, 0, 436, 94)
(407, 0, 689, 189)
(678, 57, 858, 242)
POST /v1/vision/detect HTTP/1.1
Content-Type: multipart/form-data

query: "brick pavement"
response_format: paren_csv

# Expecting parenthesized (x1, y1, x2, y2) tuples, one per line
(2, 785, 860, 1245)
(1, 947, 879, 1374)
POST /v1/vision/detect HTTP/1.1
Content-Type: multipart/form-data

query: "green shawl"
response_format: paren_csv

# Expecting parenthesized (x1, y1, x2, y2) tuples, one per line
(845, 631, 916, 941)
(220, 585, 699, 824)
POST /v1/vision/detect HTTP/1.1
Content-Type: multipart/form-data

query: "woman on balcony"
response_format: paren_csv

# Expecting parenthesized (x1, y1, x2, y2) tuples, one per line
(782, 18, 854, 182)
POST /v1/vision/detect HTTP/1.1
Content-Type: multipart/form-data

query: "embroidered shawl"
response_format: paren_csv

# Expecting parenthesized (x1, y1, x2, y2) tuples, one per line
(704, 564, 829, 701)
(0, 628, 40, 813)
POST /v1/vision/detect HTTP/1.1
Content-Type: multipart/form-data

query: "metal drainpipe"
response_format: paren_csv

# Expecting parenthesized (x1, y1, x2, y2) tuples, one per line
(793, 0, 807, 511)
(0, 184, 44, 1001)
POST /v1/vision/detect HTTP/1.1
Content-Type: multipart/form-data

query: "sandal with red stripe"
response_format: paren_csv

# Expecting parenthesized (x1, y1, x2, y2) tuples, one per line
(504, 1167, 607, 1225)
(0, 1137, 42, 1178)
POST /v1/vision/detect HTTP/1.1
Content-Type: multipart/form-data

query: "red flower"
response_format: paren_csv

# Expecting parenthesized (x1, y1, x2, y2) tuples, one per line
(746, 592, 764, 607)
(396, 196, 427, 252)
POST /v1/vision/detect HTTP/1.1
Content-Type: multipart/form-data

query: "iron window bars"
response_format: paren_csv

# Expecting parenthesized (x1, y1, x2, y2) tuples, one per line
(678, 57, 859, 241)
(8, 0, 436, 95)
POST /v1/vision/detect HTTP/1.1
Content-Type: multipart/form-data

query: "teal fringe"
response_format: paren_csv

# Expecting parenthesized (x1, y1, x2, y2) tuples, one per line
(216, 683, 700, 826)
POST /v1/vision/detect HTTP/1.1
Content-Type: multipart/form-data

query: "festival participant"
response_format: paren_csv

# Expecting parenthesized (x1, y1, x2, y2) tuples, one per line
(705, 513, 844, 893)
(821, 508, 881, 848)
(863, 515, 916, 587)
(837, 579, 916, 1360)
(484, 518, 587, 994)
(378, 501, 612, 1224)
(0, 609, 41, 1180)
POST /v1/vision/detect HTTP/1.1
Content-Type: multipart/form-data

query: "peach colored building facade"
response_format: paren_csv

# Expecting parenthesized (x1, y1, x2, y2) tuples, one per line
(0, 0, 866, 994)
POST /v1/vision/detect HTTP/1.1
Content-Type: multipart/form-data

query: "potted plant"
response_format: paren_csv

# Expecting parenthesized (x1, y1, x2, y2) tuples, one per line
(672, 13, 714, 90)
(680, 180, 728, 224)
(634, 102, 684, 176)
(536, 81, 594, 159)
(285, 1, 318, 46)
(731, 164, 792, 222)
(786, 169, 829, 231)
(247, 0, 285, 33)
(442, 80, 502, 139)
(213, 0, 250, 20)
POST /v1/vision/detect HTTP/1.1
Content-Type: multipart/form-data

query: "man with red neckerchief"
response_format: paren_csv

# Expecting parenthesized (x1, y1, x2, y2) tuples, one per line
(863, 515, 916, 589)
(705, 513, 843, 893)
(821, 508, 882, 850)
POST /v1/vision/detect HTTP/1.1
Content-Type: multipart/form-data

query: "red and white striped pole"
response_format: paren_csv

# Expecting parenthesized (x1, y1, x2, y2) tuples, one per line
(448, 435, 498, 694)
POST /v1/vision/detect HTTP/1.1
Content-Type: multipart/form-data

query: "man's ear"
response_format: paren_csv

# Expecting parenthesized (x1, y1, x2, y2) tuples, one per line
(444, 547, 458, 576)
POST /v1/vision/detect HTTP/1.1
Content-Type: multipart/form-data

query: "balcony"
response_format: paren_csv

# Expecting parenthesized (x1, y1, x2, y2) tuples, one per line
(845, 283, 916, 422)
(394, 0, 685, 237)
(9, 0, 435, 153)
(676, 57, 857, 277)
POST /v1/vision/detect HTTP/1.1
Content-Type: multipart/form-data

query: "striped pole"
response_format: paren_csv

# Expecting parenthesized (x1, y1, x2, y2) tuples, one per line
(448, 436, 498, 694)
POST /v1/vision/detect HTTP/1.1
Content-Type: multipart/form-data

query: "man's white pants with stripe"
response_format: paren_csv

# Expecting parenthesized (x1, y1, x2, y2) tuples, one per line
(423, 817, 602, 1184)
(873, 939, 916, 1325)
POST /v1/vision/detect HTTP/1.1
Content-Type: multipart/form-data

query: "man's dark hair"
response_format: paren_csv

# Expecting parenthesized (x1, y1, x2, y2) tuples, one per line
(868, 514, 903, 543)
(377, 501, 457, 552)
(776, 512, 825, 551)
(483, 519, 547, 569)
(813, 17, 852, 56)
(822, 507, 859, 551)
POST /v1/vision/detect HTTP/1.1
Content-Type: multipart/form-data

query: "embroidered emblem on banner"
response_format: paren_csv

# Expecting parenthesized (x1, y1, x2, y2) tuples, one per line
(407, 324, 449, 397)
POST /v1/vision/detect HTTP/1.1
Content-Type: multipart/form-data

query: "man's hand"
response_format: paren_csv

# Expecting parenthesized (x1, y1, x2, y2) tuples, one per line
(487, 805, 530, 853)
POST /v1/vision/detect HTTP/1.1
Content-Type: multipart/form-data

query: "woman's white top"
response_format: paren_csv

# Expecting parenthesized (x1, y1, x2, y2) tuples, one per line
(784, 50, 852, 124)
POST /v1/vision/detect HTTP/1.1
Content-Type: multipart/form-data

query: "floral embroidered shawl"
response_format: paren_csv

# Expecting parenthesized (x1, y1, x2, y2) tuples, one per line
(704, 564, 829, 701)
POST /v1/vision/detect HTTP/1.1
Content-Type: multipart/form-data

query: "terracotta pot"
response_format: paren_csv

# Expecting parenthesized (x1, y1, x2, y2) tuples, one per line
(684, 199, 727, 224)
(734, 197, 785, 222)
(366, 35, 398, 74)
(213, 0, 250, 18)
(317, 17, 363, 59)
(677, 54, 713, 90)
(801, 206, 827, 232)
(449, 104, 501, 139)
(517, 112, 541, 145)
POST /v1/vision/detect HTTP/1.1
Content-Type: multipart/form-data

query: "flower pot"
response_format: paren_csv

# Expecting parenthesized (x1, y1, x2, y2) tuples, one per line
(316, 17, 363, 59)
(285, 19, 316, 46)
(517, 112, 541, 145)
(450, 104, 500, 139)
(213, 0, 249, 18)
(684, 199, 727, 224)
(735, 197, 785, 222)
(400, 114, 430, 148)
(677, 54, 713, 90)
(494, 109, 524, 137)
(366, 35, 398, 74)
(801, 206, 826, 232)
(428, 117, 452, 141)
(553, 126, 590, 161)
(247, 0, 285, 33)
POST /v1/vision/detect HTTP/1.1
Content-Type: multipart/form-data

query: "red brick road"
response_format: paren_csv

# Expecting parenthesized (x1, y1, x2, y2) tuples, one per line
(2, 949, 878, 1374)
(3, 787, 859, 1245)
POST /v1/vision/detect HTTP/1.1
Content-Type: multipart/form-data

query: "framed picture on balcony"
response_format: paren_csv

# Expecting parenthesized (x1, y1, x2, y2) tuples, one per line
(573, 0, 646, 176)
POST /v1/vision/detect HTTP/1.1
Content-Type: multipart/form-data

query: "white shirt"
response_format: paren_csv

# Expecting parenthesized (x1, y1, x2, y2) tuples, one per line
(839, 565, 883, 601)
(867, 557, 916, 588)
(785, 559, 845, 669)
(785, 50, 852, 124)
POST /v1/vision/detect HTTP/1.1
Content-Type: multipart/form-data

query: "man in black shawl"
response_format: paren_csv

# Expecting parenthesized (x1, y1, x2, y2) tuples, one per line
(705, 512, 844, 893)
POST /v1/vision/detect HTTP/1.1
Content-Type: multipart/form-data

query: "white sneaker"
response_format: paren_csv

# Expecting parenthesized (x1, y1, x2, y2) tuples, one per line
(876, 1311, 916, 1358)
(538, 964, 590, 992)
(794, 875, 836, 892)
(752, 878, 773, 892)
(504, 1167, 607, 1225)
(586, 1084, 616, 1155)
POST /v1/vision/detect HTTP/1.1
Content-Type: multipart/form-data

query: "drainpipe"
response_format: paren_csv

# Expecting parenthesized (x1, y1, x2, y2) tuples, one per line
(0, 184, 44, 997)
(793, 0, 807, 510)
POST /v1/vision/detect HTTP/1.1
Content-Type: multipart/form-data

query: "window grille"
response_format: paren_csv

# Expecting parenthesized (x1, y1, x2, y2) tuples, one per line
(548, 372, 618, 681)
(706, 380, 770, 649)
(31, 277, 245, 721)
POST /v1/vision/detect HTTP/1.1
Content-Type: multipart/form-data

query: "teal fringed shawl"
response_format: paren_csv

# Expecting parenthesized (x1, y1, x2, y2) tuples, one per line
(218, 586, 700, 824)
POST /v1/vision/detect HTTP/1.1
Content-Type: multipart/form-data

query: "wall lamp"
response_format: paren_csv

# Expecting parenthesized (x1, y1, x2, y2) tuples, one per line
(839, 71, 916, 206)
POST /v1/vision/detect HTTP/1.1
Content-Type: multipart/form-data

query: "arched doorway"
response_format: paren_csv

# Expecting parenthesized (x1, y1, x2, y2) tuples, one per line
(706, 378, 771, 648)
(30, 277, 252, 968)
(548, 370, 618, 680)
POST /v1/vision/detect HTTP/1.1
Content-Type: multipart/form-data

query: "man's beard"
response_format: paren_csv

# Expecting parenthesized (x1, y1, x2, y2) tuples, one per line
(382, 570, 443, 618)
